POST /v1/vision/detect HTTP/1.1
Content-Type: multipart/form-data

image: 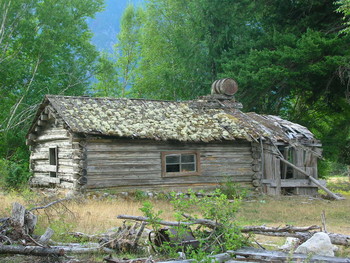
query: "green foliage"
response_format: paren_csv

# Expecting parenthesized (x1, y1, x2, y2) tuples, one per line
(0, 159, 31, 189)
(337, 0, 350, 34)
(93, 4, 143, 97)
(0, 0, 103, 164)
(139, 189, 246, 260)
(220, 0, 350, 165)
(139, 201, 163, 232)
(134, 190, 148, 201)
(220, 178, 249, 199)
(109, 0, 350, 167)
(327, 178, 350, 193)
(109, 0, 251, 100)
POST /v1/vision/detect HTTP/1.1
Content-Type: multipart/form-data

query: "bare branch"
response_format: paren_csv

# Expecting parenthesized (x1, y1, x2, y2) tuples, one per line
(28, 198, 72, 212)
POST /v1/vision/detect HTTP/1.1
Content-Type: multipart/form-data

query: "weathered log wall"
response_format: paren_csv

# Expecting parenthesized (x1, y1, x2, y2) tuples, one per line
(84, 139, 255, 191)
(28, 106, 83, 189)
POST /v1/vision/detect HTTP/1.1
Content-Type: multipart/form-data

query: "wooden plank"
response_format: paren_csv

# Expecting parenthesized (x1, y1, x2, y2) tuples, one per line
(87, 159, 161, 165)
(86, 143, 251, 152)
(87, 164, 161, 172)
(30, 152, 48, 160)
(262, 179, 321, 188)
(35, 134, 70, 142)
(32, 165, 57, 172)
(86, 177, 253, 187)
(32, 176, 60, 184)
(274, 156, 281, 195)
(40, 113, 48, 121)
(229, 247, 350, 263)
(34, 140, 72, 148)
(86, 173, 253, 182)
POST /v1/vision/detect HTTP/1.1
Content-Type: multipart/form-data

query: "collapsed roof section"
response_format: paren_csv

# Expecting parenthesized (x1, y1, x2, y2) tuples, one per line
(27, 95, 320, 145)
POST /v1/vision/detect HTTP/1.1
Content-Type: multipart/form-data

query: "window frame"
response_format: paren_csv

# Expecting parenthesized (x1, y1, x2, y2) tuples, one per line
(49, 146, 58, 177)
(161, 151, 201, 177)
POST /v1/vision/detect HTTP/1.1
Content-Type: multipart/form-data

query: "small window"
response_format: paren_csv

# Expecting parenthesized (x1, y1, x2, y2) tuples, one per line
(162, 152, 200, 177)
(49, 147, 58, 177)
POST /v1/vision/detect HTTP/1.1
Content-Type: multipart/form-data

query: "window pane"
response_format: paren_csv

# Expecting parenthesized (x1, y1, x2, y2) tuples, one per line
(49, 148, 57, 165)
(181, 163, 195, 172)
(166, 164, 180, 172)
(166, 155, 180, 164)
(181, 154, 195, 163)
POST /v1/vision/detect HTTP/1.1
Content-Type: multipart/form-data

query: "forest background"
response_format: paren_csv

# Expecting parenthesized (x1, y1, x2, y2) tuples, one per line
(0, 0, 349, 188)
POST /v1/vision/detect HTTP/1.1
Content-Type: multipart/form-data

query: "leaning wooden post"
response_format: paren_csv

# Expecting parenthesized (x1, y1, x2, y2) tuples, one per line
(278, 157, 344, 200)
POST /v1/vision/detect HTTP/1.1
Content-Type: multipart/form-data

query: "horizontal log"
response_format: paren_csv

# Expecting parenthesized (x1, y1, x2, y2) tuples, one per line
(87, 159, 161, 166)
(117, 214, 221, 229)
(241, 225, 321, 233)
(32, 165, 57, 172)
(34, 140, 72, 148)
(242, 227, 350, 246)
(0, 244, 113, 256)
(87, 166, 161, 173)
(228, 247, 350, 263)
(86, 141, 250, 152)
(86, 177, 253, 188)
(261, 179, 324, 188)
(35, 134, 69, 142)
(31, 176, 60, 184)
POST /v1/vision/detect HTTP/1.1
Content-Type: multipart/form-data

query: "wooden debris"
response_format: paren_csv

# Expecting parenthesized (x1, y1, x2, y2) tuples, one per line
(69, 222, 148, 252)
(118, 214, 350, 247)
(241, 225, 350, 246)
(241, 225, 321, 233)
(117, 214, 221, 229)
(0, 245, 64, 256)
(278, 157, 345, 200)
(104, 256, 154, 263)
(228, 247, 350, 263)
(0, 244, 113, 256)
(0, 201, 120, 257)
(38, 227, 54, 245)
(155, 247, 350, 263)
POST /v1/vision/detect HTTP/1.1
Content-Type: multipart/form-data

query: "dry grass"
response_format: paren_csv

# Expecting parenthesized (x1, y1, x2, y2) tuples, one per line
(59, 198, 175, 234)
(237, 194, 350, 234)
(0, 180, 349, 243)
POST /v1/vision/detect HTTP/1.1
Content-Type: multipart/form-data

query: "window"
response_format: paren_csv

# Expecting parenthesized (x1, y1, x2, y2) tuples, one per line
(49, 146, 58, 177)
(162, 151, 200, 177)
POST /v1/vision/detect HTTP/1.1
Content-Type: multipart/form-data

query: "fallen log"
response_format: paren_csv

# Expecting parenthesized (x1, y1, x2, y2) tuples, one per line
(0, 244, 114, 256)
(242, 229, 350, 246)
(118, 215, 350, 246)
(155, 247, 350, 263)
(228, 247, 350, 263)
(117, 215, 221, 229)
(0, 245, 64, 256)
(241, 225, 321, 233)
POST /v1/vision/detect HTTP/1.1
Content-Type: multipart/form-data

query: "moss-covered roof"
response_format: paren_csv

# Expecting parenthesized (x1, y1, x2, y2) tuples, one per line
(28, 95, 319, 144)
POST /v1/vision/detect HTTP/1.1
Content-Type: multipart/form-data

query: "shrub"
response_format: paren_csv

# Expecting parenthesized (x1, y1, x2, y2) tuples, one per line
(220, 177, 249, 199)
(141, 189, 247, 260)
(0, 159, 31, 189)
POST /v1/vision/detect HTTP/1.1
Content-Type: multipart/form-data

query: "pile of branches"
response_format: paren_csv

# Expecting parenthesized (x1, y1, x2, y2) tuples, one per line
(1, 201, 349, 261)
(0, 201, 147, 258)
(117, 214, 350, 247)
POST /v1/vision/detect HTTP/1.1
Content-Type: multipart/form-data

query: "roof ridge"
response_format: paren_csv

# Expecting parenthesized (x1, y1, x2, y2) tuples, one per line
(45, 94, 182, 103)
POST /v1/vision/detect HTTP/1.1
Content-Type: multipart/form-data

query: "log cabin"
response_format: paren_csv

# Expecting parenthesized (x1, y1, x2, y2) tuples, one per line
(26, 79, 322, 195)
